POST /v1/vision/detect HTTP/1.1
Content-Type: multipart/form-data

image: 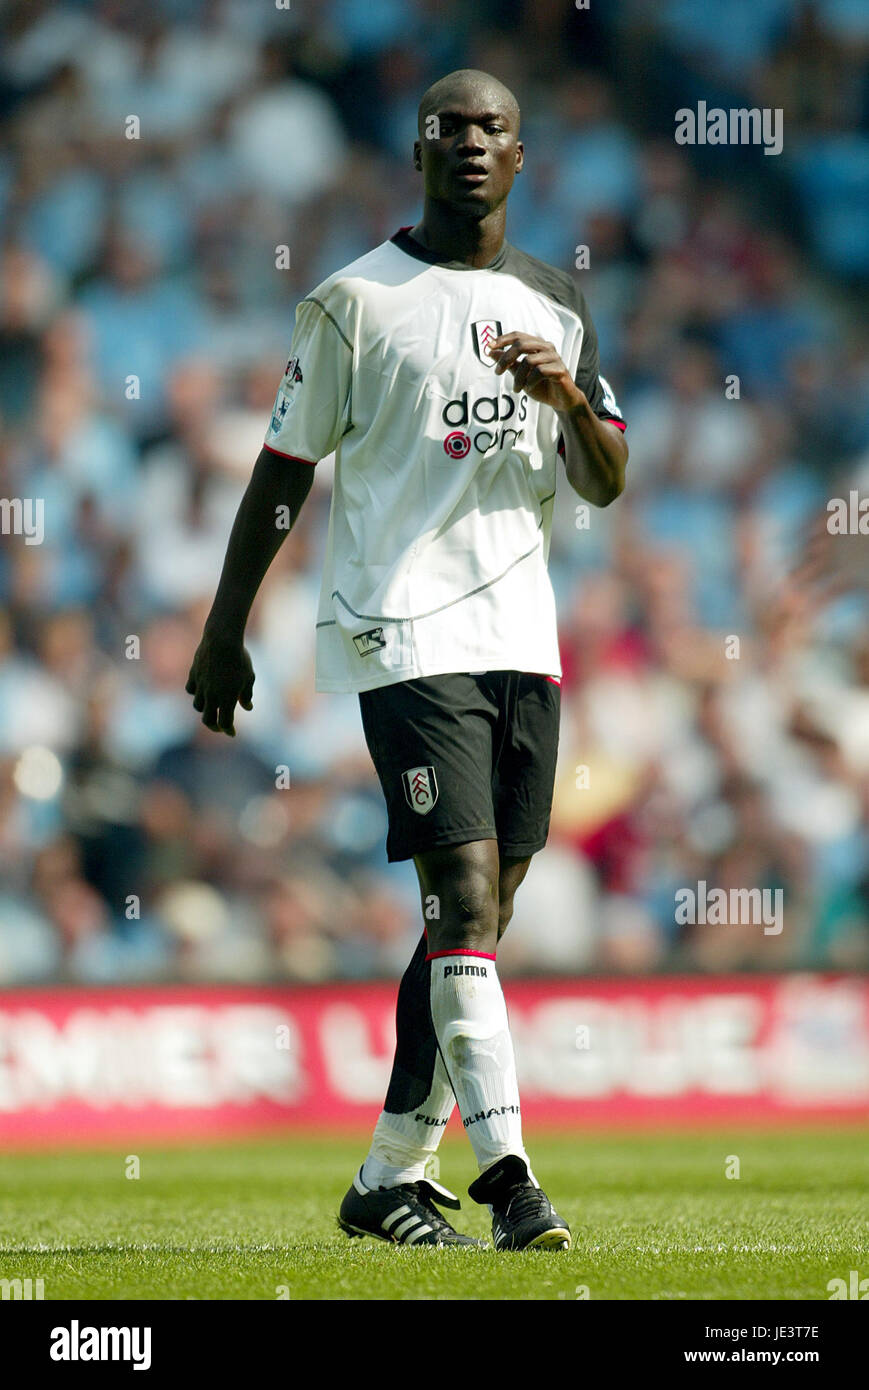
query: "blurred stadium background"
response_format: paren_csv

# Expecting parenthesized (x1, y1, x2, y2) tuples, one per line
(0, 0, 867, 1145)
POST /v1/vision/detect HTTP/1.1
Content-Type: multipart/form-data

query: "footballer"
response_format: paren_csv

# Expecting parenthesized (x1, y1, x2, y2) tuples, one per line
(186, 69, 627, 1250)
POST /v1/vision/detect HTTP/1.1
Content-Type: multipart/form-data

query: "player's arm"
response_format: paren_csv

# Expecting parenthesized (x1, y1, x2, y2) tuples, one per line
(554, 394, 627, 508)
(187, 294, 353, 736)
(185, 450, 315, 736)
(490, 325, 627, 508)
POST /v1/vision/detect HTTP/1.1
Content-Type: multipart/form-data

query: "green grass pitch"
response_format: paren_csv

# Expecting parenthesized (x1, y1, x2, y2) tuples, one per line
(1, 1129, 866, 1300)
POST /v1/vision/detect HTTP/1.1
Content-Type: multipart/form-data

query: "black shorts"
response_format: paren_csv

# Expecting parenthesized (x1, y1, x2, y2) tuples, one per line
(358, 670, 561, 863)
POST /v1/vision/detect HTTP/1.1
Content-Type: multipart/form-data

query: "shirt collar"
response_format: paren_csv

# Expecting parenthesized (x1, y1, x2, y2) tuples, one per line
(390, 226, 509, 272)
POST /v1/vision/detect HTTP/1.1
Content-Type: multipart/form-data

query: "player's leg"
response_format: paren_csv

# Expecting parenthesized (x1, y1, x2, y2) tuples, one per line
(357, 674, 495, 1189)
(419, 835, 570, 1248)
(418, 837, 529, 1173)
(364, 842, 523, 1186)
(418, 672, 558, 1177)
(338, 916, 481, 1246)
(339, 674, 496, 1245)
(449, 672, 569, 1248)
(360, 925, 457, 1191)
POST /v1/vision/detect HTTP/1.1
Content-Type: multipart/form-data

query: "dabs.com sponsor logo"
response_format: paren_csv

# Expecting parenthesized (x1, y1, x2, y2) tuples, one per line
(442, 389, 529, 457)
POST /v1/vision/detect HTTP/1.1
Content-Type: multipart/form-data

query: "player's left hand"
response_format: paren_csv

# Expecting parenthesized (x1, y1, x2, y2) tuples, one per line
(488, 332, 584, 414)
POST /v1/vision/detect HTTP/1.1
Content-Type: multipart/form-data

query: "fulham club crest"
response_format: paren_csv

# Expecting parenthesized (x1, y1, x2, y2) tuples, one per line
(472, 320, 502, 367)
(402, 765, 439, 815)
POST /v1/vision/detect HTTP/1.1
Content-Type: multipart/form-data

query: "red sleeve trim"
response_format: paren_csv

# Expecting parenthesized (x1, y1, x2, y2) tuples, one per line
(426, 948, 498, 962)
(557, 418, 626, 457)
(263, 443, 317, 464)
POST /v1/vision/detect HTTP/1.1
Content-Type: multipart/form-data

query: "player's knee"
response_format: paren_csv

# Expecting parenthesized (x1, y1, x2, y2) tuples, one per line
(426, 873, 498, 951)
(454, 880, 498, 944)
(416, 842, 499, 952)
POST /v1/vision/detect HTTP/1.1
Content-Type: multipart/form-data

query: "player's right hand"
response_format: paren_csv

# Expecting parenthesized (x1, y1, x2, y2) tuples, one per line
(185, 627, 255, 737)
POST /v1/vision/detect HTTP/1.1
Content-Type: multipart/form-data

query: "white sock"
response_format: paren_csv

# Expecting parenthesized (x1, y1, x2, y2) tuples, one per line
(361, 1053, 455, 1189)
(428, 950, 532, 1175)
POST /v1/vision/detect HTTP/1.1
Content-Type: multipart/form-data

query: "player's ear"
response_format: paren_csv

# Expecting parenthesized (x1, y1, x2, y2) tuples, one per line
(515, 141, 524, 174)
(413, 140, 422, 172)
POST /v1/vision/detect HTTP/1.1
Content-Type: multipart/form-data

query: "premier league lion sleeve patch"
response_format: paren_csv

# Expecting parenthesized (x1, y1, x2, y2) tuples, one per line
(263, 295, 354, 463)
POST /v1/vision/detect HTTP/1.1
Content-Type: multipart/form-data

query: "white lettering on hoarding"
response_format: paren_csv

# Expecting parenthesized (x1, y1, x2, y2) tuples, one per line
(510, 996, 763, 1098)
(318, 1005, 394, 1102)
(0, 1006, 302, 1109)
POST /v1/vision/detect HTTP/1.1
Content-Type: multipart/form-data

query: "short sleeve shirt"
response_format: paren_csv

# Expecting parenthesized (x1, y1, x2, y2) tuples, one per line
(264, 229, 625, 693)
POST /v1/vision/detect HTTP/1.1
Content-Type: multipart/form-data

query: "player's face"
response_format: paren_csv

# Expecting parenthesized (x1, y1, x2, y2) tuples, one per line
(414, 95, 523, 216)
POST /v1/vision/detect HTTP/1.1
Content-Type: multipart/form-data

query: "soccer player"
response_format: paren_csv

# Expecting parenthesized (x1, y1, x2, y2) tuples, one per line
(186, 69, 627, 1250)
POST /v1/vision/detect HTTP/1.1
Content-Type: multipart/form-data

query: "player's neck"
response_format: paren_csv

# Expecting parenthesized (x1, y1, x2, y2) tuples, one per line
(409, 203, 506, 268)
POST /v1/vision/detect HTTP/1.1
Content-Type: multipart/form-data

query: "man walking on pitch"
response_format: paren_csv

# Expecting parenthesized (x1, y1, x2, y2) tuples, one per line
(186, 69, 627, 1249)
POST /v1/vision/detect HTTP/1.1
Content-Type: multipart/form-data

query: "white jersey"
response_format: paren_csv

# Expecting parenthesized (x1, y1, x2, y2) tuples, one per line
(263, 228, 626, 694)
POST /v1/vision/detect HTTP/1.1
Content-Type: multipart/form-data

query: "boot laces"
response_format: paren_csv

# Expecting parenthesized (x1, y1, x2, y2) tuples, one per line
(502, 1182, 550, 1223)
(402, 1184, 458, 1237)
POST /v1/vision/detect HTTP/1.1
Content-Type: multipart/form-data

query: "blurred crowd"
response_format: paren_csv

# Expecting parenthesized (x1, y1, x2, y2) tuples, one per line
(0, 0, 867, 984)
